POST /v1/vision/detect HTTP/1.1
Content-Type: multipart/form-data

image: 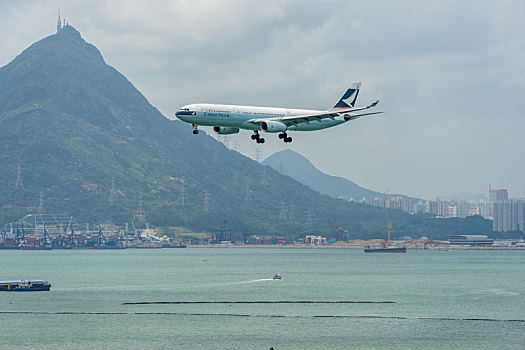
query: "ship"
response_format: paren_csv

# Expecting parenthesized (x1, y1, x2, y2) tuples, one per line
(0, 280, 51, 291)
(364, 245, 407, 253)
(364, 194, 407, 253)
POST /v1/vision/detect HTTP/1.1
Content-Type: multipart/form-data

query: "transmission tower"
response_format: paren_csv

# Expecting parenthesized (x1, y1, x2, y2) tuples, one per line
(289, 204, 295, 222)
(38, 191, 44, 214)
(278, 159, 284, 174)
(135, 196, 146, 222)
(177, 181, 186, 205)
(232, 141, 240, 153)
(306, 207, 313, 225)
(222, 136, 230, 149)
(109, 177, 117, 202)
(57, 10, 62, 33)
(279, 201, 287, 221)
(15, 163, 23, 188)
(254, 146, 263, 162)
(245, 178, 251, 201)
(203, 191, 210, 212)
(261, 167, 268, 185)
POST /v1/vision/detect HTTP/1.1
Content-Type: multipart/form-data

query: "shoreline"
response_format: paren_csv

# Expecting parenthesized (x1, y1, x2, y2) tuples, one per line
(186, 244, 525, 250)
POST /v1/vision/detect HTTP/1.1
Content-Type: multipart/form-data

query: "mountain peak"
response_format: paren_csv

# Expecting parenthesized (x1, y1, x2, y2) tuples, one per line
(46, 24, 105, 63)
(263, 149, 383, 201)
(0, 25, 151, 131)
(57, 24, 81, 39)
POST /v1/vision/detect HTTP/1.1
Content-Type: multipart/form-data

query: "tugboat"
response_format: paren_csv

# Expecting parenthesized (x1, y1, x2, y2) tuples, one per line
(364, 194, 407, 253)
(273, 273, 282, 280)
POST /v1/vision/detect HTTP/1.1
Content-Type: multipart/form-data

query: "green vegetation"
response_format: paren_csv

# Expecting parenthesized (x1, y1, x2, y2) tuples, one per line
(0, 26, 495, 240)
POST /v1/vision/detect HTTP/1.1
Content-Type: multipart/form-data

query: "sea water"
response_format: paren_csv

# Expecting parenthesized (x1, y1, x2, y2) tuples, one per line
(1, 248, 524, 349)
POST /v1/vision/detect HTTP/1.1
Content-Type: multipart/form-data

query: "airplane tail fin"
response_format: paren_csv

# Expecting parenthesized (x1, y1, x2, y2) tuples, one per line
(331, 82, 361, 110)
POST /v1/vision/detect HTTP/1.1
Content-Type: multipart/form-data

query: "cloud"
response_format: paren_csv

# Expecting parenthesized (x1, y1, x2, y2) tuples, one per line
(1, 0, 524, 198)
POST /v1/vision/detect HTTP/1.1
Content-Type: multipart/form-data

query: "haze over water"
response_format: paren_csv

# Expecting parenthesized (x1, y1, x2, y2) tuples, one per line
(1, 248, 524, 349)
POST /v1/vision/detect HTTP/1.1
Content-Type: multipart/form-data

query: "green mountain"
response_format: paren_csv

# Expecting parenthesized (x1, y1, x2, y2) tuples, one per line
(262, 149, 420, 203)
(0, 26, 492, 240)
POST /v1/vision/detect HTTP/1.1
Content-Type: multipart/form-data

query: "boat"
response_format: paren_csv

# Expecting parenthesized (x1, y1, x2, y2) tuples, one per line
(364, 245, 407, 253)
(20, 246, 52, 250)
(273, 273, 282, 280)
(0, 280, 51, 291)
(364, 193, 407, 253)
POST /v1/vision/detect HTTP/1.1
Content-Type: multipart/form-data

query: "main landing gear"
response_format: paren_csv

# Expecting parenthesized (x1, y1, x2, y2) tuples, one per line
(192, 123, 199, 134)
(251, 131, 265, 144)
(279, 132, 292, 143)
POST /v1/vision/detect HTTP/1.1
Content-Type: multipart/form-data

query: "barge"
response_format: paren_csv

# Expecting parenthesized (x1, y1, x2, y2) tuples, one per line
(0, 280, 51, 291)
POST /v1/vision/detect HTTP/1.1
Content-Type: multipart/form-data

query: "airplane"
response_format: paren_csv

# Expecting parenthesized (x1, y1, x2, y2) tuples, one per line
(175, 82, 382, 144)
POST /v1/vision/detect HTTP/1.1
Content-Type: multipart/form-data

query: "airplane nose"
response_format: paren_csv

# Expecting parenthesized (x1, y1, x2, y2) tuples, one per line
(175, 110, 196, 121)
(175, 110, 196, 117)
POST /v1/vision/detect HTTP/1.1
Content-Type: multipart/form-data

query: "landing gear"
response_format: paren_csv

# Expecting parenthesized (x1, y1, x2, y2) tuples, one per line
(279, 132, 292, 143)
(192, 124, 199, 134)
(251, 131, 265, 144)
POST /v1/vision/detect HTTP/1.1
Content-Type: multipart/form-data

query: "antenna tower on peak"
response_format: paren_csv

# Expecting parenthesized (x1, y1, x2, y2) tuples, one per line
(57, 10, 62, 33)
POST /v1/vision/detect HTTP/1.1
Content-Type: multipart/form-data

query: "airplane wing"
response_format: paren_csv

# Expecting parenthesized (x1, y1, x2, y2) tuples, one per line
(247, 100, 382, 127)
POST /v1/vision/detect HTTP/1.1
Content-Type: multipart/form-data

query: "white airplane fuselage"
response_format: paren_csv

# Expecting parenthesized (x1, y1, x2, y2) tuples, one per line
(175, 82, 381, 143)
(176, 103, 344, 132)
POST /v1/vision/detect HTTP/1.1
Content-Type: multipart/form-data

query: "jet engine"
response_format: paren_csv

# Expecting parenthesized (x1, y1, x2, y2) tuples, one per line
(261, 121, 287, 133)
(213, 126, 240, 134)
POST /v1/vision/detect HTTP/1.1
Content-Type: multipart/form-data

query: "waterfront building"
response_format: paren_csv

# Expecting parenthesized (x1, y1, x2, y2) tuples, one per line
(449, 235, 494, 246)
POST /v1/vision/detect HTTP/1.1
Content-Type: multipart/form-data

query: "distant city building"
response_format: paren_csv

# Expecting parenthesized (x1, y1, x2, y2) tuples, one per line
(361, 187, 520, 226)
(489, 188, 508, 202)
(518, 201, 525, 233)
(493, 200, 520, 232)
(413, 200, 426, 214)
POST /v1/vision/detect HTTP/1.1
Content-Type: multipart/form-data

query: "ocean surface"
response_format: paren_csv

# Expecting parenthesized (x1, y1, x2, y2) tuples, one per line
(1, 248, 524, 349)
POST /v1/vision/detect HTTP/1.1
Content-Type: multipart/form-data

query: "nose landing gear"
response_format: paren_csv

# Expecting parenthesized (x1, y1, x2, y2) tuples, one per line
(192, 124, 199, 134)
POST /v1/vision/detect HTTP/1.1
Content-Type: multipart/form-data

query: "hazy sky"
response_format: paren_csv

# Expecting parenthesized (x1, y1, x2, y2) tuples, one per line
(1, 0, 524, 199)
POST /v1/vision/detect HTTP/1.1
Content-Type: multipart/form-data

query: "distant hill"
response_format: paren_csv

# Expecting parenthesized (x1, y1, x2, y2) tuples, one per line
(262, 149, 420, 203)
(0, 25, 492, 240)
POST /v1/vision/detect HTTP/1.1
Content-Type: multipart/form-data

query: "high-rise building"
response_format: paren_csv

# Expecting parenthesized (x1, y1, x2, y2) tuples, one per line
(489, 188, 508, 202)
(518, 201, 525, 233)
(493, 200, 518, 232)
